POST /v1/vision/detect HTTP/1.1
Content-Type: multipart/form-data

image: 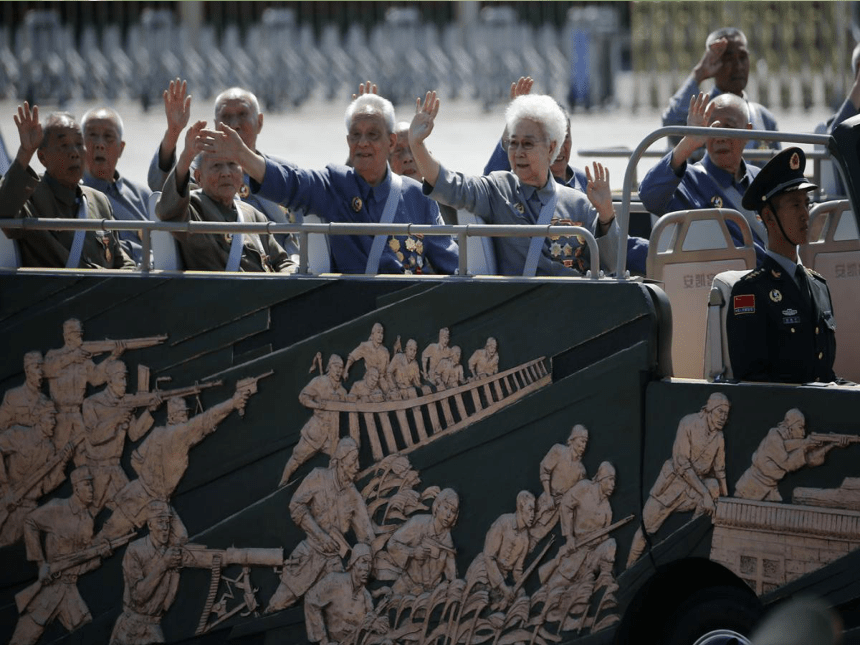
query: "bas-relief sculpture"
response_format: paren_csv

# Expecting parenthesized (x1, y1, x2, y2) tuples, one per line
(5, 317, 859, 645)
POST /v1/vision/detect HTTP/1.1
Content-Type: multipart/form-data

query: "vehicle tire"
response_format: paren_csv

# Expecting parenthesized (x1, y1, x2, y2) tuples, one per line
(661, 585, 762, 645)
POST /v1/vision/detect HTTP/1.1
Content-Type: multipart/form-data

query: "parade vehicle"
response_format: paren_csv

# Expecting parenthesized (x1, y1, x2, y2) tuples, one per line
(0, 118, 859, 645)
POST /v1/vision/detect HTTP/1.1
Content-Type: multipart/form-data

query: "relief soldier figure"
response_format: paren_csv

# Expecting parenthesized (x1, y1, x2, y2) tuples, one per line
(279, 355, 348, 488)
(80, 359, 135, 513)
(0, 351, 50, 431)
(735, 408, 852, 502)
(110, 501, 182, 645)
(304, 543, 390, 645)
(383, 487, 459, 595)
(468, 337, 499, 381)
(541, 463, 621, 630)
(627, 393, 730, 568)
(533, 425, 589, 541)
(421, 327, 452, 384)
(267, 437, 375, 614)
(434, 346, 465, 390)
(0, 401, 72, 547)
(348, 367, 386, 403)
(344, 323, 392, 394)
(43, 319, 121, 450)
(386, 339, 422, 399)
(465, 490, 536, 608)
(100, 385, 252, 540)
(13, 467, 113, 645)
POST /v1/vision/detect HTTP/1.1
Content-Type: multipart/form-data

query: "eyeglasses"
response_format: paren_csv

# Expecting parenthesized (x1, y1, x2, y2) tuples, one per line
(504, 138, 547, 152)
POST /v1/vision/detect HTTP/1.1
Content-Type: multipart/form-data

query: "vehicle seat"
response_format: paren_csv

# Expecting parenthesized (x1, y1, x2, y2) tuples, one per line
(647, 209, 756, 379)
(703, 270, 750, 381)
(148, 192, 184, 271)
(457, 210, 497, 275)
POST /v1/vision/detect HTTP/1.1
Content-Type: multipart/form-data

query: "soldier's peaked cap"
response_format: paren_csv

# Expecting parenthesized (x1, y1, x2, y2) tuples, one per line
(71, 466, 94, 484)
(742, 147, 818, 211)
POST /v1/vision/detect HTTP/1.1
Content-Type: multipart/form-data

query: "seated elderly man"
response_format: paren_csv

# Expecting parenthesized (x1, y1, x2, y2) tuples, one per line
(148, 79, 300, 258)
(155, 120, 295, 273)
(199, 94, 459, 275)
(640, 91, 766, 265)
(81, 107, 152, 266)
(390, 120, 457, 226)
(484, 77, 589, 193)
(409, 91, 619, 277)
(0, 103, 133, 269)
(664, 27, 779, 150)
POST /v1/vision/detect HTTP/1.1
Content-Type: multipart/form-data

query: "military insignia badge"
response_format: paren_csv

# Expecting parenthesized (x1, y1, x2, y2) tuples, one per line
(514, 202, 525, 214)
(790, 152, 801, 170)
(769, 289, 782, 303)
(239, 184, 250, 198)
(352, 197, 363, 212)
(711, 195, 723, 208)
(733, 294, 755, 314)
(771, 269, 781, 279)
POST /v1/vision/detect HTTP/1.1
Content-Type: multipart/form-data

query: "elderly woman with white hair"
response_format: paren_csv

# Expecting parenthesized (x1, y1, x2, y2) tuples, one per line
(409, 91, 619, 276)
(198, 93, 458, 275)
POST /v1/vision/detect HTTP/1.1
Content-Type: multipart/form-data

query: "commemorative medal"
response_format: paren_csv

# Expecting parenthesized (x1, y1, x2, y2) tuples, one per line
(711, 195, 723, 208)
(769, 289, 782, 303)
(239, 184, 250, 198)
(352, 197, 363, 212)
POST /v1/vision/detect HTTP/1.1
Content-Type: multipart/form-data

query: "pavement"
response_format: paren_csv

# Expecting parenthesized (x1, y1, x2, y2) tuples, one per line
(0, 95, 836, 196)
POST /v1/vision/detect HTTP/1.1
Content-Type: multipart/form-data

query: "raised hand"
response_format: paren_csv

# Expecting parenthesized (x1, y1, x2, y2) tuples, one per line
(352, 80, 378, 101)
(13, 102, 42, 158)
(585, 162, 614, 223)
(183, 120, 208, 159)
(510, 76, 534, 100)
(197, 123, 248, 161)
(164, 78, 192, 135)
(684, 92, 714, 149)
(694, 37, 728, 83)
(409, 91, 440, 146)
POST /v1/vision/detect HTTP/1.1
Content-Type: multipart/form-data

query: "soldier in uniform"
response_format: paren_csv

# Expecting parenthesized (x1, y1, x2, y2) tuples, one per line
(639, 92, 766, 265)
(0, 351, 50, 431)
(387, 339, 422, 399)
(266, 437, 375, 614)
(110, 500, 182, 645)
(384, 488, 459, 595)
(735, 409, 850, 502)
(304, 543, 390, 645)
(468, 337, 500, 381)
(627, 393, 729, 568)
(421, 327, 452, 384)
(533, 425, 589, 541)
(348, 367, 386, 403)
(344, 323, 392, 393)
(99, 386, 251, 541)
(662, 27, 779, 150)
(81, 106, 152, 266)
(0, 103, 134, 269)
(80, 359, 136, 513)
(727, 147, 838, 384)
(44, 319, 124, 451)
(0, 401, 71, 547)
(13, 467, 111, 645)
(156, 119, 296, 273)
(279, 355, 348, 488)
(465, 490, 536, 608)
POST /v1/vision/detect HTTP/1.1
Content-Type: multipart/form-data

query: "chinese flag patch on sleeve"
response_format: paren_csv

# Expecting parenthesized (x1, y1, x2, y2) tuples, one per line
(733, 294, 755, 314)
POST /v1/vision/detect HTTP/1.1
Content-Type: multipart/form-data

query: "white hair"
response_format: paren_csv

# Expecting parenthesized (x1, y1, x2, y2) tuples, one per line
(505, 95, 566, 160)
(81, 107, 124, 140)
(706, 27, 747, 48)
(708, 92, 750, 124)
(345, 94, 395, 134)
(215, 87, 261, 119)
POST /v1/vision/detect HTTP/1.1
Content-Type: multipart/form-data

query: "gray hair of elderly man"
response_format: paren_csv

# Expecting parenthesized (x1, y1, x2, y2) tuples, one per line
(81, 106, 124, 140)
(504, 95, 567, 161)
(214, 87, 262, 119)
(708, 92, 751, 123)
(345, 94, 396, 135)
(706, 27, 747, 48)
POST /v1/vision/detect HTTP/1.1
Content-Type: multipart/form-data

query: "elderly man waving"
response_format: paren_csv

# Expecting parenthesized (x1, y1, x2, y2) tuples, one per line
(409, 91, 619, 277)
(198, 94, 458, 275)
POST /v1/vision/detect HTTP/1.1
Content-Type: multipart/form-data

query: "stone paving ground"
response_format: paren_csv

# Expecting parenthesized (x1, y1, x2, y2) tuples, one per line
(0, 94, 836, 197)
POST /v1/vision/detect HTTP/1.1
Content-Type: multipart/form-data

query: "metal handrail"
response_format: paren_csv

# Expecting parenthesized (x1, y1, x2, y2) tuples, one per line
(0, 218, 603, 280)
(615, 126, 831, 277)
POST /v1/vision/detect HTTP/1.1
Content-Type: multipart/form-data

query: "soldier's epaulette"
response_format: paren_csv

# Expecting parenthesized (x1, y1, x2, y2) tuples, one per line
(807, 267, 825, 280)
(740, 267, 765, 281)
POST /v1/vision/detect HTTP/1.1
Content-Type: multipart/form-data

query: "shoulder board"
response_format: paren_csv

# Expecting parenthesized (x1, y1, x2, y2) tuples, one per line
(807, 267, 825, 280)
(740, 267, 764, 281)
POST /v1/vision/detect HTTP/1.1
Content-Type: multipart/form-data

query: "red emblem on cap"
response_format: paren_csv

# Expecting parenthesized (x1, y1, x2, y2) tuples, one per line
(790, 152, 800, 170)
(733, 294, 755, 315)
